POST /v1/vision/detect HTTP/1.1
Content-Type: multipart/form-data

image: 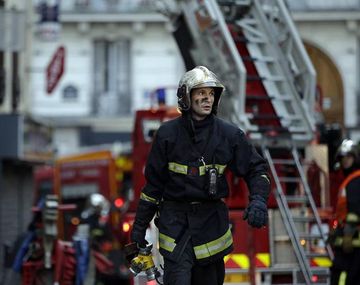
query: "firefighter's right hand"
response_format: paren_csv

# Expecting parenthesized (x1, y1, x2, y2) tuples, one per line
(124, 241, 148, 264)
(131, 198, 158, 248)
(130, 227, 148, 248)
(243, 195, 268, 228)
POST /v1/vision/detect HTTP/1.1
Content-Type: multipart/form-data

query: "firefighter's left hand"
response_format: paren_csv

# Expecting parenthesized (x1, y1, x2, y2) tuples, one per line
(243, 195, 268, 228)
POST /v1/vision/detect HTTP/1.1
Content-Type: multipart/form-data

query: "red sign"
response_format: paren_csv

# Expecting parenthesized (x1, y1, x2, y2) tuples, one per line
(46, 46, 65, 94)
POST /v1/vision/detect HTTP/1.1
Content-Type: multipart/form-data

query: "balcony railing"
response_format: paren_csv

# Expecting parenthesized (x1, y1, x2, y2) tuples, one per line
(61, 0, 157, 14)
(57, 0, 360, 14)
(287, 0, 360, 12)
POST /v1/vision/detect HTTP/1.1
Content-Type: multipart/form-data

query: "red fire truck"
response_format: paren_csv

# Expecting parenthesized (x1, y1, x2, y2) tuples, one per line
(16, 146, 133, 285)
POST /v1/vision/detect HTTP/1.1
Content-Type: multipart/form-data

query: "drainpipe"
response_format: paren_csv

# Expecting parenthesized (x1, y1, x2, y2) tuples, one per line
(0, 0, 5, 106)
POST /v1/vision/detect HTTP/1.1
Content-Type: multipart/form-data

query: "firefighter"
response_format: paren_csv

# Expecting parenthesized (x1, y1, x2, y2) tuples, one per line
(130, 66, 270, 285)
(79, 194, 112, 285)
(330, 139, 360, 285)
(81, 193, 111, 247)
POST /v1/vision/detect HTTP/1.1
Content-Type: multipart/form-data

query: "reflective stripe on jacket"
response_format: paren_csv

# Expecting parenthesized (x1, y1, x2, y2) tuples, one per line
(157, 200, 233, 264)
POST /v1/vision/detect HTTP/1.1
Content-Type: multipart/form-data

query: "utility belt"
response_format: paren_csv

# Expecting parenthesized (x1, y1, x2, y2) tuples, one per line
(346, 213, 360, 224)
(158, 199, 232, 263)
(330, 218, 360, 252)
(161, 199, 222, 212)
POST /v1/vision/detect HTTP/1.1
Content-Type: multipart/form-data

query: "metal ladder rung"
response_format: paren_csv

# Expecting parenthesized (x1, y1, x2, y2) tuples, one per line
(232, 35, 248, 43)
(283, 115, 303, 121)
(272, 159, 295, 165)
(267, 93, 295, 100)
(218, 0, 251, 7)
(234, 35, 265, 44)
(249, 114, 303, 123)
(298, 233, 322, 239)
(285, 195, 308, 203)
(240, 18, 258, 25)
(258, 56, 275, 62)
(245, 37, 268, 44)
(272, 95, 294, 101)
(278, 177, 301, 183)
(242, 55, 275, 62)
(247, 74, 263, 81)
(247, 74, 285, 81)
(310, 268, 331, 276)
(250, 114, 282, 120)
(273, 235, 291, 242)
(246, 94, 270, 100)
(293, 216, 316, 223)
(242, 55, 256, 61)
(257, 126, 289, 133)
(265, 75, 285, 81)
(306, 252, 330, 258)
(288, 126, 308, 132)
(246, 94, 293, 101)
(257, 125, 306, 135)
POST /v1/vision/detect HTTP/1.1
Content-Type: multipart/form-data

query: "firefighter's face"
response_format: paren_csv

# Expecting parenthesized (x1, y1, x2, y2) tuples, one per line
(341, 154, 354, 169)
(190, 87, 215, 120)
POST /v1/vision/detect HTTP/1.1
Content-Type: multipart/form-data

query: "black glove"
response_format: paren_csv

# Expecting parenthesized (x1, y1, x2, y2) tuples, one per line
(243, 195, 268, 228)
(124, 242, 140, 264)
(130, 199, 158, 247)
(130, 228, 148, 248)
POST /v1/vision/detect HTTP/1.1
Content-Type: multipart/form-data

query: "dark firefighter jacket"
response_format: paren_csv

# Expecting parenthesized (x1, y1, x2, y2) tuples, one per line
(332, 169, 360, 249)
(131, 114, 270, 264)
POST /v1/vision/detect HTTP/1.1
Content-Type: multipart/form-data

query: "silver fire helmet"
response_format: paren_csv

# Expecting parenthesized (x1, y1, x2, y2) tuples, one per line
(177, 66, 225, 114)
(81, 193, 110, 219)
(336, 139, 358, 159)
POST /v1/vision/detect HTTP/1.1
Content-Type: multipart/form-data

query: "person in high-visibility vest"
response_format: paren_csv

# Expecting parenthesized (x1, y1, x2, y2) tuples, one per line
(130, 66, 271, 285)
(330, 139, 360, 285)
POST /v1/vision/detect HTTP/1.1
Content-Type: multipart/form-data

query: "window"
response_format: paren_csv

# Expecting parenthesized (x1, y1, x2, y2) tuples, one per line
(142, 119, 161, 143)
(61, 183, 98, 199)
(93, 39, 131, 117)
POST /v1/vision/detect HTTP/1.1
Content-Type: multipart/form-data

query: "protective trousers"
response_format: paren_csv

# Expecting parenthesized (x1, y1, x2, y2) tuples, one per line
(330, 248, 360, 285)
(163, 239, 225, 285)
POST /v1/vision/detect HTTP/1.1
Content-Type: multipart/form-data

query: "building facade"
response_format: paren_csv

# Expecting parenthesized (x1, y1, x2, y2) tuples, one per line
(27, 0, 360, 154)
(30, 0, 184, 155)
(288, 0, 360, 141)
(1, 0, 360, 281)
(0, 0, 43, 281)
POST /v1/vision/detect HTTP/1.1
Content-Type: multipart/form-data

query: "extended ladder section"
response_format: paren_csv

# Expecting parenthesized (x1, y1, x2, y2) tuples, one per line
(262, 143, 333, 285)
(228, 0, 316, 144)
(159, 0, 316, 146)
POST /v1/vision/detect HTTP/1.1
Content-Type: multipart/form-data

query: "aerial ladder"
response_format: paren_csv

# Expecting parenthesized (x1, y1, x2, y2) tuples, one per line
(159, 0, 333, 284)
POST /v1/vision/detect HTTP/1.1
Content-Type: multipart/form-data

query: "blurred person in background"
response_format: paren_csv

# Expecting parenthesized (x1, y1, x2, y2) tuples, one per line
(329, 139, 360, 285)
